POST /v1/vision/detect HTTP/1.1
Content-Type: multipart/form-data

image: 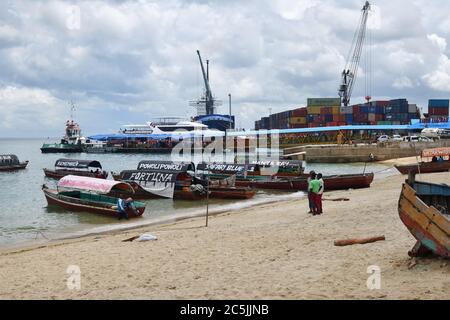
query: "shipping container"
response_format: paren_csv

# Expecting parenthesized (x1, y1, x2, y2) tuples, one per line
(307, 98, 341, 107)
(291, 108, 307, 117)
(289, 117, 307, 125)
(428, 107, 449, 116)
(428, 99, 449, 108)
(340, 106, 353, 114)
(307, 106, 322, 114)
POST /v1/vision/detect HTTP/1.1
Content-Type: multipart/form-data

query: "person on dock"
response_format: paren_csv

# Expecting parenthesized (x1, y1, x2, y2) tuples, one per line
(307, 171, 316, 214)
(315, 173, 324, 215)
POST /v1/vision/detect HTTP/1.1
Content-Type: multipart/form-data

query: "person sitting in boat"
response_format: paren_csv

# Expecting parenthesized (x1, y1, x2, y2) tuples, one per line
(115, 197, 137, 220)
(95, 168, 103, 178)
(432, 156, 438, 162)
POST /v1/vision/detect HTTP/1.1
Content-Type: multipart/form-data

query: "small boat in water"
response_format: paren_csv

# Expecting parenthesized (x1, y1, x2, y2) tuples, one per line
(395, 147, 450, 175)
(197, 160, 305, 179)
(43, 175, 146, 218)
(0, 155, 29, 172)
(112, 160, 256, 200)
(43, 159, 108, 180)
(398, 174, 450, 258)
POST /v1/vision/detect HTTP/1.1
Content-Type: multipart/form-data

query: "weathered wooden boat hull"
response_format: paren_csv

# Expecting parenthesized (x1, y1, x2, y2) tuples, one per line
(43, 168, 107, 180)
(398, 183, 450, 258)
(0, 162, 28, 172)
(43, 188, 144, 218)
(235, 173, 374, 191)
(395, 162, 450, 175)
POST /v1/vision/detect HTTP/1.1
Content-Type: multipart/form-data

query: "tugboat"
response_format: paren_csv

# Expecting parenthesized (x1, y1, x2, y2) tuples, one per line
(41, 104, 85, 153)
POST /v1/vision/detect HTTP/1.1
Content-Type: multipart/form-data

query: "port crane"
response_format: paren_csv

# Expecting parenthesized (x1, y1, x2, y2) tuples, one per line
(189, 50, 221, 115)
(338, 1, 371, 107)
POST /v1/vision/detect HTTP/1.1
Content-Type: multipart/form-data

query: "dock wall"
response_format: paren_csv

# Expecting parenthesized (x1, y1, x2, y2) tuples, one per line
(283, 140, 450, 163)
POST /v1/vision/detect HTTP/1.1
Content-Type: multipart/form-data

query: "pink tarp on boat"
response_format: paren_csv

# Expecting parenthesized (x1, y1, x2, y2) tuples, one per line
(58, 175, 134, 194)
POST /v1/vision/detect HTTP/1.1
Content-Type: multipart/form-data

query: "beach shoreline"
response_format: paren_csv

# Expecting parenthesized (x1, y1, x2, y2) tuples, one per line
(0, 168, 448, 300)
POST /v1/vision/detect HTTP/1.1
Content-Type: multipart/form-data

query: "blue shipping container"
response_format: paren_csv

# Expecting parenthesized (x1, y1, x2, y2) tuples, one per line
(360, 106, 369, 113)
(429, 99, 449, 108)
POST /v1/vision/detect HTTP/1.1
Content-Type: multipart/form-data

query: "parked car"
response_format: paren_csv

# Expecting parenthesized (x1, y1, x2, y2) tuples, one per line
(403, 136, 420, 142)
(390, 135, 403, 142)
(418, 136, 433, 142)
(377, 135, 389, 142)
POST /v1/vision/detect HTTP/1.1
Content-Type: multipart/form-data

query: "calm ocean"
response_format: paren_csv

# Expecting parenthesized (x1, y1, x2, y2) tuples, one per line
(0, 138, 397, 247)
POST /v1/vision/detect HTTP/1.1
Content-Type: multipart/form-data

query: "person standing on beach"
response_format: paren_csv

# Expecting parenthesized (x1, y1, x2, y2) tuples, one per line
(309, 176, 321, 215)
(307, 171, 316, 214)
(316, 173, 324, 215)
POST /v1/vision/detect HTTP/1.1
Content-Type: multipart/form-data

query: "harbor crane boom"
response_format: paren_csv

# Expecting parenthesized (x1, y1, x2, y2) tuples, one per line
(197, 50, 214, 115)
(338, 1, 371, 107)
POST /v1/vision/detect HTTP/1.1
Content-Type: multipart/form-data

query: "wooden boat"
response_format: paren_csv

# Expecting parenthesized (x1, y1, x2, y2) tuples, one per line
(196, 160, 305, 179)
(398, 175, 449, 257)
(395, 147, 450, 175)
(113, 160, 256, 200)
(43, 159, 108, 180)
(113, 169, 255, 201)
(233, 173, 374, 191)
(0, 155, 29, 172)
(42, 175, 146, 218)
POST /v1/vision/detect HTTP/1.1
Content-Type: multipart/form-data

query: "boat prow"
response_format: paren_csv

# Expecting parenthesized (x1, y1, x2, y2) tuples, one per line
(398, 181, 450, 258)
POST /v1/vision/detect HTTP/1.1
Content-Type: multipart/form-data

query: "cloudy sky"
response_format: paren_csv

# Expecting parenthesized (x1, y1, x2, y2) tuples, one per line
(1, 0, 450, 137)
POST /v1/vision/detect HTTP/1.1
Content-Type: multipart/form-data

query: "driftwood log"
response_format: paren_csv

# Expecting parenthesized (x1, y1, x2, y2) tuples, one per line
(323, 198, 350, 202)
(334, 236, 385, 247)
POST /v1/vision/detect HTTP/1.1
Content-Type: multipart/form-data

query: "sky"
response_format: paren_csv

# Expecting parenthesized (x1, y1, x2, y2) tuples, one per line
(1, 0, 450, 137)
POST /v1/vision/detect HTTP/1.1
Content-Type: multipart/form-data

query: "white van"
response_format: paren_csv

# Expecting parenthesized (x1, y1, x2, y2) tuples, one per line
(421, 128, 443, 139)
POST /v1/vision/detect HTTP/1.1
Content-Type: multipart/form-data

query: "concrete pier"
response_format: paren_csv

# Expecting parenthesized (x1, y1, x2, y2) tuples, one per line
(283, 140, 450, 163)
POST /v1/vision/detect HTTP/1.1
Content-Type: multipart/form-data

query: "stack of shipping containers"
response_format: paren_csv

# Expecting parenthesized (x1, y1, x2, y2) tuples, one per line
(289, 107, 308, 128)
(428, 99, 449, 121)
(254, 98, 422, 130)
(306, 98, 341, 128)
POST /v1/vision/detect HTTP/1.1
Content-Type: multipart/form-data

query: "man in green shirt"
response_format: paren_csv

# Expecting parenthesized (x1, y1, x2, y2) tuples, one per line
(309, 177, 321, 215)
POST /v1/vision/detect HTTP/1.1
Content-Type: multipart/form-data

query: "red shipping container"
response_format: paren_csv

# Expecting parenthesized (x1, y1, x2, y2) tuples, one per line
(353, 105, 360, 113)
(429, 107, 449, 116)
(292, 108, 307, 117)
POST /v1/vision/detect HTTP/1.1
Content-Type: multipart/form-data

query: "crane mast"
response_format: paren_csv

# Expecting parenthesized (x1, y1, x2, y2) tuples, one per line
(196, 50, 214, 115)
(338, 1, 371, 107)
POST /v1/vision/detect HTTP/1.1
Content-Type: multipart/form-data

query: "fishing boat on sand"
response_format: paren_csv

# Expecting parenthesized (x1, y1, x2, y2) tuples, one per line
(42, 175, 146, 218)
(398, 173, 450, 258)
(395, 148, 450, 175)
(0, 155, 29, 172)
(112, 160, 255, 200)
(43, 159, 108, 180)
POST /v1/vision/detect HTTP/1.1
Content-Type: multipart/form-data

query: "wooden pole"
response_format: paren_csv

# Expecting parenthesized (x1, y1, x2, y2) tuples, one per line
(206, 159, 210, 227)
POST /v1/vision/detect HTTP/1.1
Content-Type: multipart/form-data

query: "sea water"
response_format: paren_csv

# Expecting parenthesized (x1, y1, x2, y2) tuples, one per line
(0, 138, 397, 247)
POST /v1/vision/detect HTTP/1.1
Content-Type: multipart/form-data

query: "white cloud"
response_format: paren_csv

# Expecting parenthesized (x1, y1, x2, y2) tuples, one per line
(427, 33, 447, 51)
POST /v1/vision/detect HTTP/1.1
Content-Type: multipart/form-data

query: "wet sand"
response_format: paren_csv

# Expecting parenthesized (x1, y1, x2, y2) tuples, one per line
(0, 171, 448, 300)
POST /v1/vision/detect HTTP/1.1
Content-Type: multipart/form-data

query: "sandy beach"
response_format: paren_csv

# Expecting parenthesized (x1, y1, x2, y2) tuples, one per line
(0, 169, 448, 300)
